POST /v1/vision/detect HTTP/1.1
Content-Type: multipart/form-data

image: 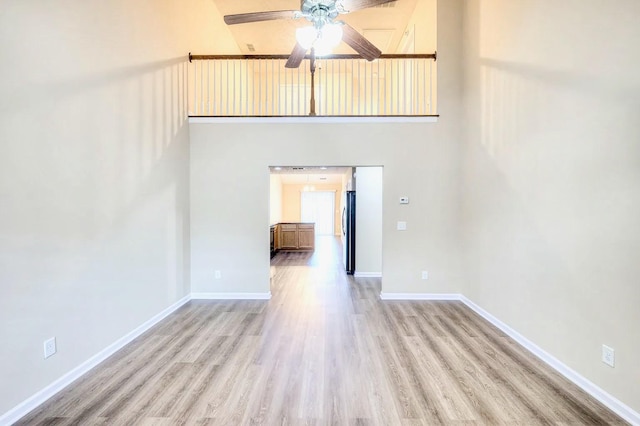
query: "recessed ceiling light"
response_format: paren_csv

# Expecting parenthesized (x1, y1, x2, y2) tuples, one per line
(320, 167, 327, 170)
(274, 167, 282, 171)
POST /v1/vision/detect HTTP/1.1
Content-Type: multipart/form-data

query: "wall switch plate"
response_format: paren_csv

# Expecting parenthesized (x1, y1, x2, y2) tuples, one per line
(400, 197, 410, 204)
(421, 271, 429, 280)
(214, 270, 222, 279)
(397, 221, 407, 231)
(602, 345, 615, 367)
(44, 337, 56, 359)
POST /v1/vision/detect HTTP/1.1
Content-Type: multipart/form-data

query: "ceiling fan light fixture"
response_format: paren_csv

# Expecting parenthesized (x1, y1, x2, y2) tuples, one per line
(315, 23, 343, 55)
(296, 26, 319, 50)
(296, 22, 343, 55)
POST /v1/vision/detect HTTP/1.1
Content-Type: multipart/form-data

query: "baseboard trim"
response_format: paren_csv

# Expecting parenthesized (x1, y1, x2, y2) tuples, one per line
(379, 292, 462, 301)
(354, 272, 382, 278)
(0, 294, 191, 426)
(459, 296, 640, 426)
(191, 292, 272, 300)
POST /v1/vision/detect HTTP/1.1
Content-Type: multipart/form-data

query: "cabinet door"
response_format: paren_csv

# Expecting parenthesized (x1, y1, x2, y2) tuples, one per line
(298, 226, 315, 250)
(280, 225, 298, 249)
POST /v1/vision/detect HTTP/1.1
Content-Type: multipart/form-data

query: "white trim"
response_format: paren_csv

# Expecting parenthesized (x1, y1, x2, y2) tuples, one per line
(354, 272, 382, 278)
(191, 292, 272, 300)
(0, 295, 191, 426)
(189, 116, 438, 125)
(459, 296, 640, 426)
(379, 292, 462, 301)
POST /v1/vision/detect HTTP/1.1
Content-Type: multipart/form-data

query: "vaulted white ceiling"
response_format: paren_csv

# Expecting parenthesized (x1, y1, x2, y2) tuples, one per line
(212, 0, 422, 55)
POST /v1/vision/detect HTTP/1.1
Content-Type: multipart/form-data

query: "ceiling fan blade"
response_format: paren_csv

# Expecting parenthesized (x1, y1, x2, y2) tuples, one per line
(339, 0, 396, 12)
(285, 43, 308, 69)
(223, 10, 297, 25)
(341, 23, 382, 61)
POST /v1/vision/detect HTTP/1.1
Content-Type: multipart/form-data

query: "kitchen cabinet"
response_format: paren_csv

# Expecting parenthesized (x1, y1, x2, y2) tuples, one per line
(275, 223, 315, 251)
(297, 224, 315, 249)
(279, 224, 299, 249)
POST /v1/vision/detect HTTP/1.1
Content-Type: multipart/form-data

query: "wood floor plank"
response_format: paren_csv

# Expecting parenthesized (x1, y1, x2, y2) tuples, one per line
(17, 237, 628, 425)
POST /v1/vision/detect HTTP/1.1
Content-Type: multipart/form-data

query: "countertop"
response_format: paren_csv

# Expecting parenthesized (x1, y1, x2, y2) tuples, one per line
(271, 222, 314, 226)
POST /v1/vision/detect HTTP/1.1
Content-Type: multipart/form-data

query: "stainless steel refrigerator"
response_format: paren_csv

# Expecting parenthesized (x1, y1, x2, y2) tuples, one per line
(342, 190, 356, 274)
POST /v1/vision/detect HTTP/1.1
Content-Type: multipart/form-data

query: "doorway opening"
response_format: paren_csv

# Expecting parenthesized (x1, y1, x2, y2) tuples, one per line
(269, 166, 383, 294)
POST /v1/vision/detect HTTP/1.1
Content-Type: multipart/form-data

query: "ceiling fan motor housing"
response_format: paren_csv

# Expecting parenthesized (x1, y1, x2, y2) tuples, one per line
(301, 0, 341, 27)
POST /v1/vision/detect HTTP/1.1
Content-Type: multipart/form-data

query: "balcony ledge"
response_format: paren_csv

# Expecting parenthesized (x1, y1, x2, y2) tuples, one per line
(189, 116, 439, 124)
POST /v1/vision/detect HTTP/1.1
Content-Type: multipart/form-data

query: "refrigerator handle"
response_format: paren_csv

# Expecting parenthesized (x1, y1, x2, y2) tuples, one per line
(341, 207, 346, 236)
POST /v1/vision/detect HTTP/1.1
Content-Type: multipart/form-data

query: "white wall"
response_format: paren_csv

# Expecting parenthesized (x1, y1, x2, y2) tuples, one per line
(190, 120, 463, 296)
(461, 0, 640, 413)
(0, 0, 239, 417)
(355, 167, 383, 275)
(269, 174, 283, 225)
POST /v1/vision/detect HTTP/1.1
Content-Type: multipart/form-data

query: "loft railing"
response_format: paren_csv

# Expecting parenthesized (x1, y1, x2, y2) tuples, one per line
(188, 53, 437, 117)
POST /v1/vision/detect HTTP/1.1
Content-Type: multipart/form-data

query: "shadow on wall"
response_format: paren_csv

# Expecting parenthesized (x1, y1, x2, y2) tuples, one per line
(79, 57, 194, 298)
(1, 56, 193, 322)
(2, 57, 189, 114)
(477, 57, 639, 164)
(464, 55, 640, 317)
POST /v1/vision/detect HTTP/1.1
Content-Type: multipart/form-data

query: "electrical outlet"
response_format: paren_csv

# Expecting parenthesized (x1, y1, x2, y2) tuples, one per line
(44, 337, 56, 359)
(421, 271, 429, 280)
(602, 345, 615, 367)
(214, 270, 222, 279)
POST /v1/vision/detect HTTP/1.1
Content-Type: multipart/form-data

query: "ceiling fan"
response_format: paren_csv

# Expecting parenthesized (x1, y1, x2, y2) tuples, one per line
(223, 0, 397, 68)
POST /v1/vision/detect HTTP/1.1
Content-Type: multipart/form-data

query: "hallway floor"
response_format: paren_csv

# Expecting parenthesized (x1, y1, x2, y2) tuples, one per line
(18, 236, 625, 424)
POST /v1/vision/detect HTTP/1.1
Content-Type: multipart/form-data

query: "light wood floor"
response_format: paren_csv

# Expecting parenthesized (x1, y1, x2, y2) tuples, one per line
(19, 236, 626, 425)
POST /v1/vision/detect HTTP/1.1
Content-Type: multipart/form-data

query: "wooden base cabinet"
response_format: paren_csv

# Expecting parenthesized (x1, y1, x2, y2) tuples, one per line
(276, 223, 314, 251)
(279, 224, 299, 249)
(297, 224, 315, 250)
